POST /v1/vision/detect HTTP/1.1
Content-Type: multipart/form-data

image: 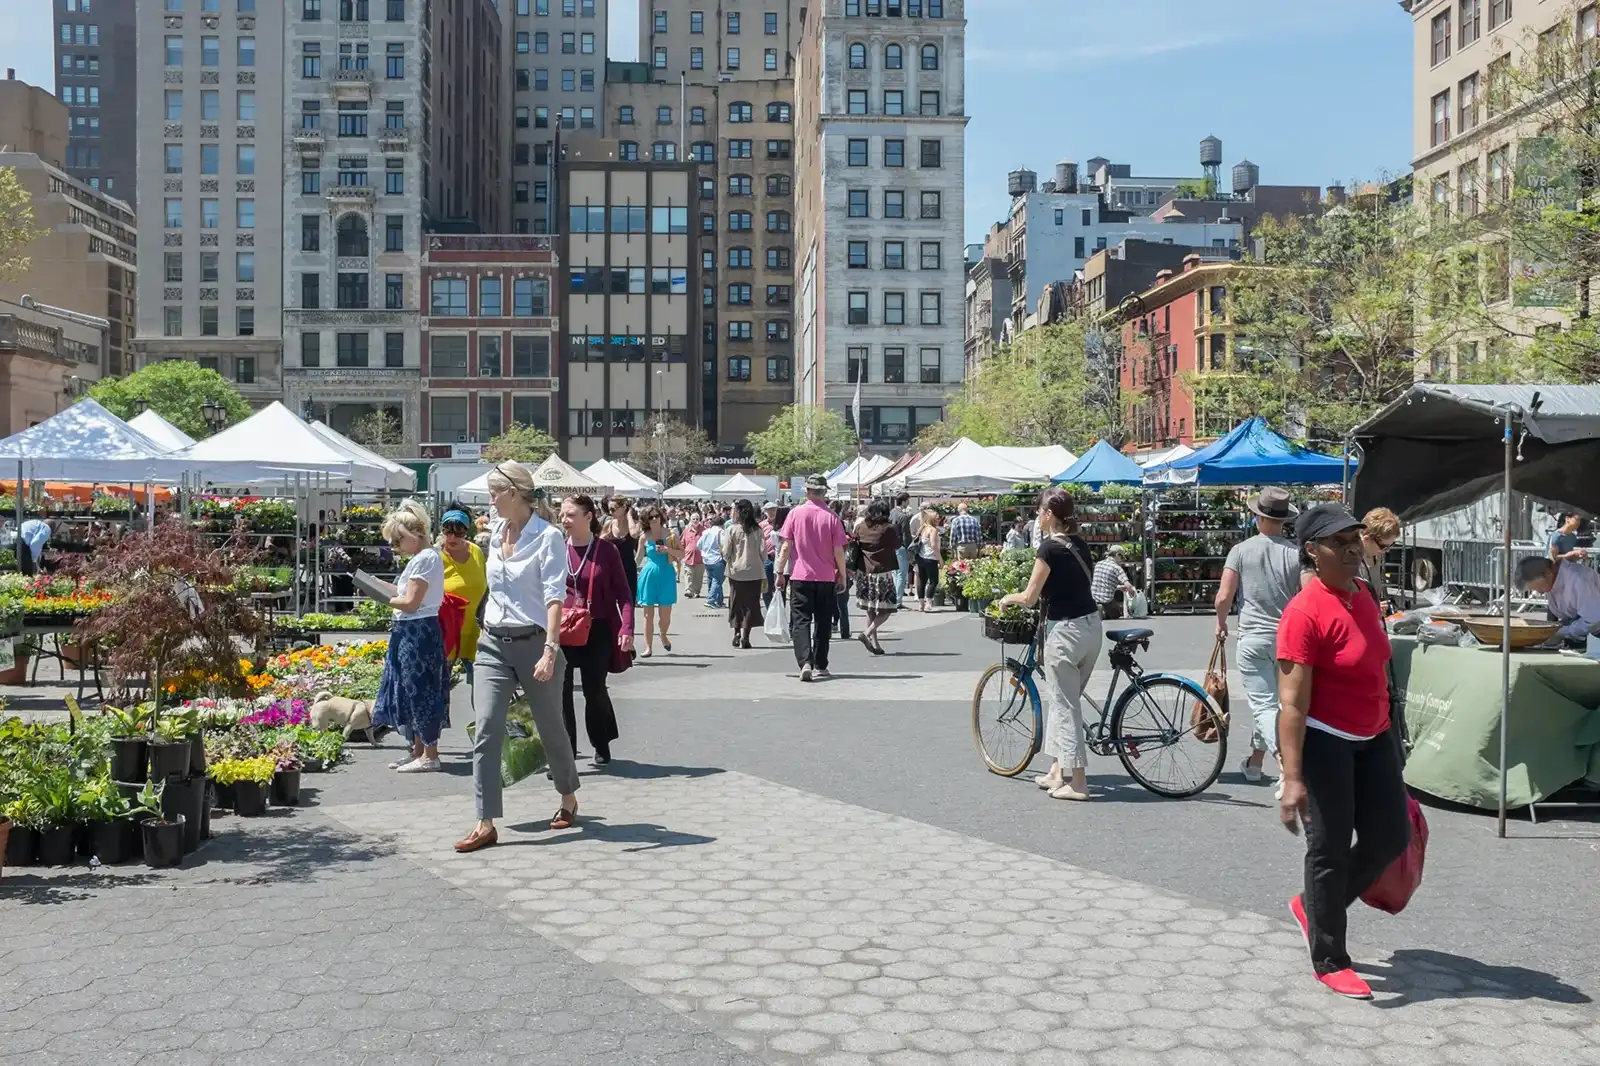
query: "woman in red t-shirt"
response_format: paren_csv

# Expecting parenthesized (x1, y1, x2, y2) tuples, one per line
(1275, 504, 1410, 1002)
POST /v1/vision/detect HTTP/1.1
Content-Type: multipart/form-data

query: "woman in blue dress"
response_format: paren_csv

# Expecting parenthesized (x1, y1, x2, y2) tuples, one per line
(634, 505, 683, 657)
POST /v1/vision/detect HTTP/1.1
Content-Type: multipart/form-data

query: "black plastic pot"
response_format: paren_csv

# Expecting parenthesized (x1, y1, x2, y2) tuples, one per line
(4, 825, 36, 868)
(91, 820, 129, 864)
(270, 770, 301, 807)
(187, 733, 206, 778)
(200, 783, 212, 840)
(109, 736, 149, 784)
(302, 757, 325, 774)
(147, 739, 190, 781)
(233, 780, 267, 816)
(38, 825, 77, 866)
(162, 777, 205, 853)
(76, 822, 95, 857)
(126, 812, 152, 861)
(141, 816, 184, 868)
(212, 780, 235, 810)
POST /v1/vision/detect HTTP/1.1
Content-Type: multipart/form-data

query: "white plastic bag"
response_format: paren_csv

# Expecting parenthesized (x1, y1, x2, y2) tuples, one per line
(763, 595, 791, 644)
(1126, 590, 1150, 619)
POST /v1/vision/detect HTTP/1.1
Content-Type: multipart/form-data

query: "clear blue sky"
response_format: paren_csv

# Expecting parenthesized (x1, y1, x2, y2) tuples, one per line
(4, 0, 1411, 244)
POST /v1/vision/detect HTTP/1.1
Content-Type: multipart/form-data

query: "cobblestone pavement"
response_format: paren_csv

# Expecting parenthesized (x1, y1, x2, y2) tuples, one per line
(324, 770, 1600, 1065)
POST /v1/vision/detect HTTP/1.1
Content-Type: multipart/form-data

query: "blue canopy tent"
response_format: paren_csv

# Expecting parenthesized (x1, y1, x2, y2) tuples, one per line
(1143, 417, 1347, 486)
(1053, 440, 1145, 488)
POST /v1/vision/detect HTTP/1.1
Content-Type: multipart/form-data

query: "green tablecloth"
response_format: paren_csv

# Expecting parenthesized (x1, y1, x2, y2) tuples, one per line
(1392, 637, 1600, 809)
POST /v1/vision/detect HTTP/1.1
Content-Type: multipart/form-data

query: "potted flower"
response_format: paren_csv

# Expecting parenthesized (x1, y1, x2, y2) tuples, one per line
(212, 756, 274, 816)
(269, 740, 302, 806)
(133, 779, 184, 868)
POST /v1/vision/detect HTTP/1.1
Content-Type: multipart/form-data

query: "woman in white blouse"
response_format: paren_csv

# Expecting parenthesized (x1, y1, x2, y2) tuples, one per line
(370, 501, 450, 773)
(455, 463, 578, 853)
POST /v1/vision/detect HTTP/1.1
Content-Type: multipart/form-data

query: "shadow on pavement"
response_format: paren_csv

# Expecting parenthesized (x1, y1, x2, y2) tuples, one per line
(0, 870, 165, 903)
(602, 759, 726, 780)
(502, 815, 716, 852)
(1367, 947, 1593, 1008)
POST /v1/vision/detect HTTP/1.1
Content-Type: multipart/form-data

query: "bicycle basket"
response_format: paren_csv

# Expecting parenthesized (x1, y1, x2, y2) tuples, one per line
(982, 611, 1038, 644)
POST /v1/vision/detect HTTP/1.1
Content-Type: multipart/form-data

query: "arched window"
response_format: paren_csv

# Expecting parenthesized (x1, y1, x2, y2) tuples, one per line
(336, 213, 368, 257)
(885, 43, 902, 69)
(921, 43, 939, 70)
(848, 42, 866, 68)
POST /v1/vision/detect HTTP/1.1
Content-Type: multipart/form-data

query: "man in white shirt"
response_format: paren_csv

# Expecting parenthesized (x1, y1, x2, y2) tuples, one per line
(1519, 555, 1600, 642)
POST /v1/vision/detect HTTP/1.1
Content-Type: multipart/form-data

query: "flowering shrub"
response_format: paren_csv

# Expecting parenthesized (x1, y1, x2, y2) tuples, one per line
(238, 698, 309, 728)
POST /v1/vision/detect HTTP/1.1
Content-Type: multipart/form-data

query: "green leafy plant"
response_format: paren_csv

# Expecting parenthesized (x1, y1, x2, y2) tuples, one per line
(128, 779, 166, 821)
(210, 755, 275, 786)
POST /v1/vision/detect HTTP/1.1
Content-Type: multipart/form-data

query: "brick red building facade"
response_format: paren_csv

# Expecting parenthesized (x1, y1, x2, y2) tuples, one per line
(419, 235, 559, 458)
(1117, 256, 1246, 450)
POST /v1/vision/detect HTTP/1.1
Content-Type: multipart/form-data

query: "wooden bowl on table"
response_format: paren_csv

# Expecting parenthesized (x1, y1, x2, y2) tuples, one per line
(1462, 615, 1563, 649)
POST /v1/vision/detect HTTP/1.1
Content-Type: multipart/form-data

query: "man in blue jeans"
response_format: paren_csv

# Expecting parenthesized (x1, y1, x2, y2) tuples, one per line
(698, 516, 727, 608)
(889, 493, 913, 605)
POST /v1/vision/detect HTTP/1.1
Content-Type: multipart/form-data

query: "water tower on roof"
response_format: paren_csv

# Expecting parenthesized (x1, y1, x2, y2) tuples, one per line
(1200, 135, 1223, 193)
(1007, 167, 1037, 198)
(1232, 159, 1260, 198)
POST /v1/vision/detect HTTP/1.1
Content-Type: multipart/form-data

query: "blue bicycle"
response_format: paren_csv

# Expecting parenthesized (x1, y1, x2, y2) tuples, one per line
(971, 617, 1228, 798)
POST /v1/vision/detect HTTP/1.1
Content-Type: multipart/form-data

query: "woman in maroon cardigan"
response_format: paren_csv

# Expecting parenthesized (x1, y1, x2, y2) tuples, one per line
(559, 494, 635, 766)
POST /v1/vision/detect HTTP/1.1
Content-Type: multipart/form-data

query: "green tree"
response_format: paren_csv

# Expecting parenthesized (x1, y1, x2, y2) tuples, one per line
(481, 422, 558, 464)
(939, 321, 1124, 450)
(90, 361, 252, 439)
(347, 409, 405, 459)
(635, 414, 713, 487)
(746, 405, 858, 473)
(0, 166, 45, 281)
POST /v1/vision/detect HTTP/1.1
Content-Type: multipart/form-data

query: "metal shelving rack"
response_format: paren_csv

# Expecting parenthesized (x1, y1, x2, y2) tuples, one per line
(1148, 500, 1249, 615)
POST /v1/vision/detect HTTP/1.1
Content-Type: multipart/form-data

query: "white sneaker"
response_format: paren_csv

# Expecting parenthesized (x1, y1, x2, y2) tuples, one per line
(1241, 758, 1264, 783)
(388, 755, 417, 770)
(397, 757, 441, 773)
(800, 663, 813, 682)
(1274, 778, 1285, 800)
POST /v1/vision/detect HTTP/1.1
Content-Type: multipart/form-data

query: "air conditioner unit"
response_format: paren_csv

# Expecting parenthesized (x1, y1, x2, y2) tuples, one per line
(718, 73, 733, 82)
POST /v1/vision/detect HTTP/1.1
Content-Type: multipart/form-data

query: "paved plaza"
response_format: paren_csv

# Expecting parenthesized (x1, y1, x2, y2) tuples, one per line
(3, 606, 1599, 1065)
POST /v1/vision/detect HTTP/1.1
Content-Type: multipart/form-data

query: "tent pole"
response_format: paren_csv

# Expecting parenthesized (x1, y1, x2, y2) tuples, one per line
(1497, 414, 1513, 839)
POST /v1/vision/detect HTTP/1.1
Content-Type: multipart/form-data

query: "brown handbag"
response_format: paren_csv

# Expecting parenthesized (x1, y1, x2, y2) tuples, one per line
(1191, 638, 1229, 744)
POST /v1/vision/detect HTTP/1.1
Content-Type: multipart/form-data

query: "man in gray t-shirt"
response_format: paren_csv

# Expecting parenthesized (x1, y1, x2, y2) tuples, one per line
(1214, 488, 1307, 785)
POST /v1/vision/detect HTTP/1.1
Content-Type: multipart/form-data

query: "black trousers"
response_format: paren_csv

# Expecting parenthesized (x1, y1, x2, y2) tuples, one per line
(915, 557, 939, 600)
(789, 580, 836, 670)
(1301, 725, 1411, 974)
(835, 578, 851, 638)
(561, 618, 618, 757)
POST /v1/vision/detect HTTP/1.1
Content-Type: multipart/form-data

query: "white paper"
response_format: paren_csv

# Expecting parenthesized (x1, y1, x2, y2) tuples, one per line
(352, 569, 398, 603)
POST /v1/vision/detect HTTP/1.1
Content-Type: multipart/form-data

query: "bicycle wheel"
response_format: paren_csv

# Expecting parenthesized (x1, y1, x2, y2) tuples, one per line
(1109, 675, 1227, 798)
(971, 661, 1042, 777)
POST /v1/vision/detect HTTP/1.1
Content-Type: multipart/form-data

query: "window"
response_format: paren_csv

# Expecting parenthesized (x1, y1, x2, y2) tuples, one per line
(431, 278, 468, 316)
(766, 211, 790, 232)
(563, 32, 578, 53)
(767, 175, 791, 197)
(920, 241, 941, 270)
(766, 356, 791, 381)
(884, 91, 904, 115)
(164, 91, 182, 121)
(199, 198, 219, 228)
(884, 240, 906, 269)
(1487, 144, 1511, 203)
(301, 332, 321, 367)
(384, 273, 403, 310)
(847, 347, 869, 384)
(920, 139, 942, 168)
(1457, 160, 1480, 217)
(728, 283, 753, 305)
(653, 46, 667, 68)
(387, 0, 402, 16)
(848, 90, 868, 114)
(1431, 174, 1450, 219)
(919, 91, 940, 115)
(920, 291, 941, 325)
(729, 139, 753, 158)
(848, 291, 869, 325)
(384, 213, 403, 252)
(386, 42, 405, 78)
(303, 43, 322, 77)
(885, 43, 903, 69)
(921, 43, 939, 69)
(690, 46, 704, 69)
(1489, 0, 1511, 29)
(201, 36, 220, 66)
(848, 241, 869, 268)
(237, 91, 256, 121)
(848, 190, 869, 217)
(767, 139, 792, 158)
(651, 141, 676, 161)
(729, 211, 753, 231)
(337, 272, 369, 309)
(304, 0, 322, 15)
(765, 48, 779, 70)
(919, 347, 941, 384)
(656, 104, 673, 124)
(847, 139, 869, 167)
(728, 174, 753, 196)
(653, 9, 667, 32)
(691, 141, 715, 162)
(1431, 10, 1451, 65)
(1459, 0, 1480, 47)
(884, 291, 905, 325)
(165, 36, 183, 65)
(512, 336, 550, 376)
(1074, 236, 1085, 259)
(535, 32, 549, 53)
(235, 251, 255, 282)
(1458, 73, 1479, 133)
(691, 9, 704, 32)
(728, 101, 753, 123)
(480, 336, 502, 377)
(431, 396, 466, 439)
(301, 215, 320, 251)
(238, 37, 256, 67)
(236, 145, 255, 175)
(235, 351, 256, 379)
(849, 42, 867, 68)
(767, 247, 791, 269)
(691, 106, 706, 125)
(883, 347, 905, 383)
(1431, 90, 1450, 147)
(727, 9, 740, 31)
(728, 356, 752, 381)
(1486, 53, 1511, 118)
(726, 47, 740, 68)
(386, 158, 404, 194)
(728, 320, 752, 340)
(200, 306, 219, 336)
(885, 190, 905, 218)
(164, 144, 183, 174)
(725, 246, 752, 269)
(200, 252, 219, 282)
(476, 394, 503, 441)
(514, 277, 549, 316)
(337, 332, 370, 367)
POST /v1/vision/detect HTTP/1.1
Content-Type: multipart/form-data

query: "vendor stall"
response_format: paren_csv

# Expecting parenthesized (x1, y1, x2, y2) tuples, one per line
(582, 459, 660, 498)
(1393, 638, 1600, 810)
(1143, 417, 1348, 486)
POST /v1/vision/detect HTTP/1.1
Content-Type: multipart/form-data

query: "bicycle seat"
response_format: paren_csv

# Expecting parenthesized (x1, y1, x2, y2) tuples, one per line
(1107, 628, 1154, 644)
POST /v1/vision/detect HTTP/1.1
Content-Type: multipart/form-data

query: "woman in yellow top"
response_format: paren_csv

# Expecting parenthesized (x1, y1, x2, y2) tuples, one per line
(439, 507, 488, 685)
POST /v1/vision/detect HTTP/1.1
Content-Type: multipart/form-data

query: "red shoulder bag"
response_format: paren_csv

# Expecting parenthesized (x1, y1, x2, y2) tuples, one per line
(561, 541, 597, 648)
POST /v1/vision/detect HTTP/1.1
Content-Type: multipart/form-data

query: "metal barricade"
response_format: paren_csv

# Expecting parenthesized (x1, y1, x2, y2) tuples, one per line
(1441, 539, 1554, 612)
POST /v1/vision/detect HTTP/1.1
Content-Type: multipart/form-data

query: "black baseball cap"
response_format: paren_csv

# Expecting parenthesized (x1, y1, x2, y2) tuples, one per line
(1296, 503, 1364, 548)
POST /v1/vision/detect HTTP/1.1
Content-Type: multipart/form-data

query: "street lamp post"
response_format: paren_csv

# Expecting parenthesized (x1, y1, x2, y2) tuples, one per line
(200, 400, 227, 433)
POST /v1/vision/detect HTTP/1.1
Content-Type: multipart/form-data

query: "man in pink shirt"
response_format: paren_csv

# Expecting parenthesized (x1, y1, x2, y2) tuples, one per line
(776, 474, 848, 681)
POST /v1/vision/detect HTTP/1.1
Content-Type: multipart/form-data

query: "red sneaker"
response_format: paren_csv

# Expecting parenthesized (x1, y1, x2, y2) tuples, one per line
(1288, 895, 1311, 954)
(1316, 968, 1373, 1000)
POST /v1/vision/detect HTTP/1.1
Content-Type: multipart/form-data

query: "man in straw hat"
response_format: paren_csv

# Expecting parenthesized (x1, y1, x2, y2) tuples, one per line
(1214, 487, 1310, 792)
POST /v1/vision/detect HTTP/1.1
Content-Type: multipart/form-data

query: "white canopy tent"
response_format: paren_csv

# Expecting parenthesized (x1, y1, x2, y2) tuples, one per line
(663, 481, 713, 500)
(308, 421, 416, 491)
(0, 398, 216, 483)
(879, 443, 954, 495)
(902, 438, 1043, 495)
(454, 454, 611, 503)
(612, 459, 663, 492)
(1137, 444, 1195, 468)
(173, 402, 398, 490)
(987, 445, 1077, 482)
(128, 409, 197, 453)
(582, 458, 659, 498)
(710, 472, 768, 499)
(829, 454, 893, 495)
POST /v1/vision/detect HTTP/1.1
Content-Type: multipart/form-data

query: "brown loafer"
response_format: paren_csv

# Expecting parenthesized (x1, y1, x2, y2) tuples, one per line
(550, 806, 578, 831)
(454, 825, 498, 853)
